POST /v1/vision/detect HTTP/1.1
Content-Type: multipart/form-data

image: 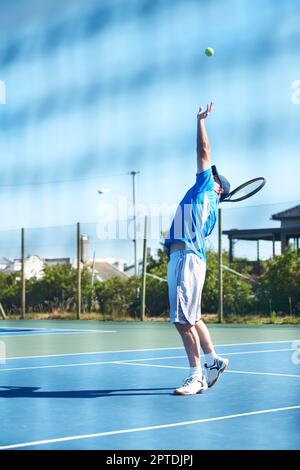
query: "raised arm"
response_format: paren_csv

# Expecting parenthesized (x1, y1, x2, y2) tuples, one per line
(196, 102, 214, 173)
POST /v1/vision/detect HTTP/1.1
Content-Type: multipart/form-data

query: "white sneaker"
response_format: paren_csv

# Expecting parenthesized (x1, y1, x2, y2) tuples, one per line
(204, 357, 229, 388)
(174, 375, 208, 395)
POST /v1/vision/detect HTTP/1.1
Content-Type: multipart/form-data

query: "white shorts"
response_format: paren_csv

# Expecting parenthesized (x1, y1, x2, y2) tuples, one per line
(167, 250, 206, 325)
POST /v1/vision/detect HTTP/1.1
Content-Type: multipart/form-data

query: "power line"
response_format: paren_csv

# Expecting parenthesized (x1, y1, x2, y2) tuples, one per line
(222, 199, 300, 210)
(0, 172, 129, 189)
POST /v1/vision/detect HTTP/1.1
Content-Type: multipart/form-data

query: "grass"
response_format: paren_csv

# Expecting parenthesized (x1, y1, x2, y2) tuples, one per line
(2, 312, 133, 321)
(204, 314, 300, 325)
(1, 312, 300, 324)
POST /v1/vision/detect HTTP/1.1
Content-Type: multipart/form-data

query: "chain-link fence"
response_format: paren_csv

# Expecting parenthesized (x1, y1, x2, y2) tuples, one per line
(0, 199, 299, 320)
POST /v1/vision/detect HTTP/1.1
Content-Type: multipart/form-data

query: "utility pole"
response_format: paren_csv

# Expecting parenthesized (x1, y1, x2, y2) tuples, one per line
(130, 171, 140, 276)
(91, 250, 96, 286)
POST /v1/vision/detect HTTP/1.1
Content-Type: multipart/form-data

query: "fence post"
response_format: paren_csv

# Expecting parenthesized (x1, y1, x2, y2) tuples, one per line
(77, 223, 81, 320)
(140, 216, 148, 321)
(218, 208, 224, 323)
(21, 228, 26, 319)
(0, 303, 7, 319)
(289, 296, 293, 316)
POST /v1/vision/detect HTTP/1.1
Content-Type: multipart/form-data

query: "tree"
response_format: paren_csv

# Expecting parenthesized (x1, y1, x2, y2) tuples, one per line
(0, 272, 21, 312)
(257, 248, 300, 314)
(203, 250, 255, 315)
(145, 245, 169, 317)
(26, 264, 92, 313)
(94, 276, 140, 319)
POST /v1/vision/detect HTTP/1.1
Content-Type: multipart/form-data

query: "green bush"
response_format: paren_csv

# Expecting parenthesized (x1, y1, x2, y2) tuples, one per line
(94, 276, 140, 319)
(257, 248, 300, 315)
(0, 272, 21, 311)
(202, 251, 256, 315)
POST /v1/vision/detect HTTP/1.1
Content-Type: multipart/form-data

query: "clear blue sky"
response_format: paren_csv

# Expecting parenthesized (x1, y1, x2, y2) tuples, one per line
(0, 0, 299, 262)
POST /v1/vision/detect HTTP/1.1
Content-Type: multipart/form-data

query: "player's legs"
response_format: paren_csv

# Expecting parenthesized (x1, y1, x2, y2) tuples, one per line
(195, 320, 229, 388)
(195, 320, 215, 354)
(175, 323, 200, 368)
(168, 250, 208, 394)
(174, 322, 207, 395)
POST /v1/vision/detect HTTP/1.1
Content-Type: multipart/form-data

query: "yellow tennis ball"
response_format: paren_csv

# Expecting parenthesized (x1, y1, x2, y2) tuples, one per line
(205, 47, 214, 57)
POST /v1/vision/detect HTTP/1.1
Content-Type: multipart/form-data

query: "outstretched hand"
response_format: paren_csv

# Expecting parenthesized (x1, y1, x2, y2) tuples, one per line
(197, 102, 214, 120)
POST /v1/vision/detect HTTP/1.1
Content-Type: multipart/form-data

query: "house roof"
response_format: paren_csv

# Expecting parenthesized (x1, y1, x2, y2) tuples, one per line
(223, 226, 300, 241)
(271, 204, 300, 220)
(0, 257, 12, 264)
(89, 262, 129, 281)
(45, 258, 71, 264)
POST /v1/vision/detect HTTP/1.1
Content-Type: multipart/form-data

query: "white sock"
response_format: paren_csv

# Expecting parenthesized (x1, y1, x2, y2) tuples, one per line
(189, 366, 201, 378)
(205, 352, 218, 367)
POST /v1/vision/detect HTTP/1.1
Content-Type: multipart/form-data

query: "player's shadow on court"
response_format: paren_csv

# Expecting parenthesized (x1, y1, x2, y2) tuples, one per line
(0, 386, 175, 397)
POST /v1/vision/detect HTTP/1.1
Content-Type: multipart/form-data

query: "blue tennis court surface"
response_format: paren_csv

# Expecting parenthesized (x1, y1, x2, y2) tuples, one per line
(1, 338, 300, 450)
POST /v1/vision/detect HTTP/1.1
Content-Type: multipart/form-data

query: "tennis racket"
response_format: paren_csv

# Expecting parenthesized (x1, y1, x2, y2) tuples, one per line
(222, 177, 266, 202)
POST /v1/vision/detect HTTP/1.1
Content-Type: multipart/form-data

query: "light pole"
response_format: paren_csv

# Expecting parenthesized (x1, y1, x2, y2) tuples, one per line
(129, 171, 140, 277)
(97, 170, 140, 277)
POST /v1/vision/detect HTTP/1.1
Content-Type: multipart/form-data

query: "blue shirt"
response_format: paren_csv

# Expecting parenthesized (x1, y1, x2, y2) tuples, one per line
(165, 167, 219, 261)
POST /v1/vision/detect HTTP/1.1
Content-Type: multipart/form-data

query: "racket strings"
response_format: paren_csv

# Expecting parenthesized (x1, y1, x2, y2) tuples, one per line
(224, 178, 266, 202)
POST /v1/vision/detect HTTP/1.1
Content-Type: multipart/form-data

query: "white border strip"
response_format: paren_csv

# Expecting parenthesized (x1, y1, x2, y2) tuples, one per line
(0, 405, 299, 450)
(4, 339, 299, 361)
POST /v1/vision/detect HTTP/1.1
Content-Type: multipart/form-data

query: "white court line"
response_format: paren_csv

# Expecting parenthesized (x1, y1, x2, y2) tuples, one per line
(0, 347, 297, 373)
(0, 327, 105, 332)
(0, 330, 117, 337)
(115, 361, 188, 370)
(4, 339, 299, 361)
(217, 348, 294, 356)
(114, 348, 294, 363)
(227, 369, 300, 379)
(4, 360, 296, 380)
(4, 347, 184, 361)
(0, 405, 299, 450)
(116, 362, 300, 378)
(0, 360, 120, 372)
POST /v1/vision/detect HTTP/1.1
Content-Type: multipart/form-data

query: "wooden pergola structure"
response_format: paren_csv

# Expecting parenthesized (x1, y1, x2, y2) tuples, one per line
(223, 204, 300, 264)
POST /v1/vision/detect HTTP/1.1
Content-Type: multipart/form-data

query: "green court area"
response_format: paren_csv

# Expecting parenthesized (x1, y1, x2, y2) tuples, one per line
(1, 320, 300, 358)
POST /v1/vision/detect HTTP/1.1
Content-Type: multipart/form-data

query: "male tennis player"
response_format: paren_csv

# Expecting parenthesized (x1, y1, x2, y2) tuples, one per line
(165, 102, 230, 395)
